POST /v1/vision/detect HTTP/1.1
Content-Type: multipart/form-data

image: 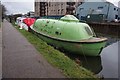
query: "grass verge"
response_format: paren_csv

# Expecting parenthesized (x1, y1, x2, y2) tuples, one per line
(13, 22, 99, 79)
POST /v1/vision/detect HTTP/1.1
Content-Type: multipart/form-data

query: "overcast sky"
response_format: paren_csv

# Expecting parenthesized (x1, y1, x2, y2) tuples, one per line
(1, 0, 120, 15)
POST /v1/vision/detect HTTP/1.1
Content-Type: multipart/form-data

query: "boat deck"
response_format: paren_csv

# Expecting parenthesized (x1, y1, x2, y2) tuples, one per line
(79, 37, 107, 43)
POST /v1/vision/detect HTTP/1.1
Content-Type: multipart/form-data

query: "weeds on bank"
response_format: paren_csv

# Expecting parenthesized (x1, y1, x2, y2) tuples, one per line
(13, 22, 99, 79)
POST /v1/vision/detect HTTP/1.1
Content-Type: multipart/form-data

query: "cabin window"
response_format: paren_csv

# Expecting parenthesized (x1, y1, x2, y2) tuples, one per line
(85, 27, 93, 36)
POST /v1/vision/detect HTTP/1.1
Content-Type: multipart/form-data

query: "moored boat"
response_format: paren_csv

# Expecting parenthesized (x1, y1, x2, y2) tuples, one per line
(16, 17, 26, 29)
(16, 17, 21, 25)
(23, 18, 36, 31)
(30, 15, 107, 56)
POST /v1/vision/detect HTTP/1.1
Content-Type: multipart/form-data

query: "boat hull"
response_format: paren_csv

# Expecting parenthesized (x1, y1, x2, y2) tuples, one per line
(30, 29, 106, 56)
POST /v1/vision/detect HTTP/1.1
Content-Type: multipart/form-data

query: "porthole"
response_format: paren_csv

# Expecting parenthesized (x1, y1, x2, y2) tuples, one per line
(55, 31, 61, 35)
(55, 31, 59, 35)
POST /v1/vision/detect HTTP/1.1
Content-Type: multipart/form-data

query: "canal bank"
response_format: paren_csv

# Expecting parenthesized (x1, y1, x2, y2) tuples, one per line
(88, 22, 119, 79)
(4, 20, 98, 78)
(65, 41, 119, 79)
(2, 20, 65, 78)
(9, 18, 119, 79)
(0, 23, 2, 79)
(60, 34, 119, 79)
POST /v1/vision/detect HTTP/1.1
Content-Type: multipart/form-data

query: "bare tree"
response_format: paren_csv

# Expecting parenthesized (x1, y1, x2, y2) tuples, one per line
(0, 2, 7, 22)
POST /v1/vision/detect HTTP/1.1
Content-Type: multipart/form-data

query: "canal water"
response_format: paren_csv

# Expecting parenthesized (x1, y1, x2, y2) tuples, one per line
(62, 35, 119, 79)
(98, 41, 119, 78)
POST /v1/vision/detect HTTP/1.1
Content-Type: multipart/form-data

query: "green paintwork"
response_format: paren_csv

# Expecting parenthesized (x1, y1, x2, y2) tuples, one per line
(31, 15, 107, 56)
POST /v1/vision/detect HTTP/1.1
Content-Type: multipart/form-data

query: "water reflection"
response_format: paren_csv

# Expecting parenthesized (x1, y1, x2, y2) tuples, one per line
(105, 36, 119, 46)
(96, 33, 119, 47)
(64, 53, 102, 74)
(53, 33, 119, 77)
(98, 41, 119, 78)
(62, 40, 119, 78)
(78, 56, 102, 74)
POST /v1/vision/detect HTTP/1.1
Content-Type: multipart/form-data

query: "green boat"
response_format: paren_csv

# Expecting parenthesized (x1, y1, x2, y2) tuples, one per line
(31, 15, 107, 56)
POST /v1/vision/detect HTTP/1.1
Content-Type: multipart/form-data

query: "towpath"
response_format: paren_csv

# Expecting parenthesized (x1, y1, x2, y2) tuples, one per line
(0, 23, 2, 79)
(2, 20, 65, 78)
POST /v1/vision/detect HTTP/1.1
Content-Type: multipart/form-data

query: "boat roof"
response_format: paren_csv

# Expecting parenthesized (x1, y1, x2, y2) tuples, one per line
(60, 15, 79, 22)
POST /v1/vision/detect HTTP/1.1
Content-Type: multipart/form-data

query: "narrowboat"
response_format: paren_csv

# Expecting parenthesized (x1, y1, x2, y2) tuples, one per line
(30, 15, 107, 56)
